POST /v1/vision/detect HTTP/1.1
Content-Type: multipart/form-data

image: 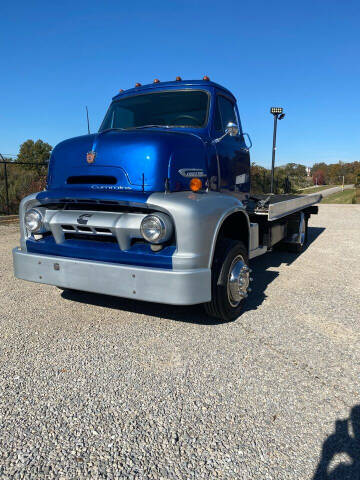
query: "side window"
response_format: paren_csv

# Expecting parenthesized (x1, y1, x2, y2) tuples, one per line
(215, 96, 237, 132)
(214, 98, 223, 131)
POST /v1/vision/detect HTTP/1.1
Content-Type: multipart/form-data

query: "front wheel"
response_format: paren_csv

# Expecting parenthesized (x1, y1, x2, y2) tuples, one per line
(204, 239, 251, 321)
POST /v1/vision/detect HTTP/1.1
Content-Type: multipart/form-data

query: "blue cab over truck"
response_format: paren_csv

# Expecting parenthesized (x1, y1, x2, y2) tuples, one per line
(13, 77, 321, 321)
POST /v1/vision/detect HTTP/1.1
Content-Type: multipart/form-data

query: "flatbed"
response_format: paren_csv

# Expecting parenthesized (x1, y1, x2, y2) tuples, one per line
(249, 193, 322, 221)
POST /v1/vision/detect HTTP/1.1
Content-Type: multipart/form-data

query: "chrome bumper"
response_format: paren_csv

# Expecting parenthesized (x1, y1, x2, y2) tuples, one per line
(13, 248, 211, 305)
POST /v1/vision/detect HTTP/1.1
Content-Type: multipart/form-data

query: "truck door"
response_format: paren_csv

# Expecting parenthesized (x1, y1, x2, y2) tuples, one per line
(214, 95, 250, 193)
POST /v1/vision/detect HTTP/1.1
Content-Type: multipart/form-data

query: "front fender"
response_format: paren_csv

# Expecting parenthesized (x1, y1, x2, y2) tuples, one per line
(18, 192, 42, 251)
(147, 192, 248, 270)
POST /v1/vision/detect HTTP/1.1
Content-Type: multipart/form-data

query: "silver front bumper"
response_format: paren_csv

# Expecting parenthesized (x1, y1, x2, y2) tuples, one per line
(13, 248, 211, 305)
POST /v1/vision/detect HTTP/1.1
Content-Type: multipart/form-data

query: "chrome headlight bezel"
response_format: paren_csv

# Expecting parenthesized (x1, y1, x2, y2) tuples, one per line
(140, 213, 173, 244)
(24, 208, 43, 233)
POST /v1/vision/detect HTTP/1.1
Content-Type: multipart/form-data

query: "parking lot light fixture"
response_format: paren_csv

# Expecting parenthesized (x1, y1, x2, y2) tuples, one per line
(270, 107, 286, 193)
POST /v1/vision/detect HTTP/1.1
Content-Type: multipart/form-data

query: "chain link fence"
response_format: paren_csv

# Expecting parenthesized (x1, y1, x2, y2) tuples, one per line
(0, 154, 48, 215)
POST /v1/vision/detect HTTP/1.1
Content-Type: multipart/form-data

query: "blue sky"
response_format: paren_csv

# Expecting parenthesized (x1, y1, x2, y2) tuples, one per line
(1, 0, 359, 167)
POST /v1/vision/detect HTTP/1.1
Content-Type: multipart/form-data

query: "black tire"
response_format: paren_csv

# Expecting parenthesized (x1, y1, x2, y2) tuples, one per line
(286, 216, 308, 253)
(204, 238, 249, 321)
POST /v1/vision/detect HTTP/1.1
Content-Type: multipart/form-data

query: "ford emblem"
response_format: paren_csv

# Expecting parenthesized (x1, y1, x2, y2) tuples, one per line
(86, 151, 96, 164)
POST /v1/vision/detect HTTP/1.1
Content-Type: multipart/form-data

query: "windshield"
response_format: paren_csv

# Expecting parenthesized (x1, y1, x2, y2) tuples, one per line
(99, 90, 209, 131)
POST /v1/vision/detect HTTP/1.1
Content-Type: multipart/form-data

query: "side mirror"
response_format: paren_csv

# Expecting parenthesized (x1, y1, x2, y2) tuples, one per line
(225, 122, 239, 137)
(213, 122, 240, 144)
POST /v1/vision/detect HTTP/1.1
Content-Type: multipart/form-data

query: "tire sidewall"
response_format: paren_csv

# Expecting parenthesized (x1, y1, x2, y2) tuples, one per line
(212, 239, 249, 321)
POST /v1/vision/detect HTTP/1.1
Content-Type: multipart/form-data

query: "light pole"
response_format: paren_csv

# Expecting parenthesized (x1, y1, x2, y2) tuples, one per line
(270, 107, 285, 193)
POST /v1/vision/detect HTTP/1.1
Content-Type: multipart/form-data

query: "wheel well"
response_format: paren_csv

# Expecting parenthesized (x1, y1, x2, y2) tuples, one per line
(214, 211, 249, 258)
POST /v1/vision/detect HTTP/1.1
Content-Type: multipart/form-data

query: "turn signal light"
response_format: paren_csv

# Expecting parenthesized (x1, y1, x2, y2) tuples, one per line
(203, 75, 210, 81)
(135, 82, 142, 87)
(190, 178, 202, 192)
(153, 78, 160, 83)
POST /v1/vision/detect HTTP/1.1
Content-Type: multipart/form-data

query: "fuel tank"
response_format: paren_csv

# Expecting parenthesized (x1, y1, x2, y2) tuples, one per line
(46, 129, 209, 193)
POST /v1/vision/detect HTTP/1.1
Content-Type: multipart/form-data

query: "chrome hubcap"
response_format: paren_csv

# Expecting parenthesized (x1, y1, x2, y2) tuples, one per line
(227, 255, 250, 307)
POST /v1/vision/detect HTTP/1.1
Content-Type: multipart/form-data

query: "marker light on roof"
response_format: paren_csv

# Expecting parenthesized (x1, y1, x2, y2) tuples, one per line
(176, 76, 182, 81)
(135, 83, 141, 87)
(203, 75, 210, 81)
(153, 79, 160, 83)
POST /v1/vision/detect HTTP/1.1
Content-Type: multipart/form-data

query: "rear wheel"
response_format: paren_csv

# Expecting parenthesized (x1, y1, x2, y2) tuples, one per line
(278, 211, 308, 253)
(204, 239, 251, 321)
(286, 212, 308, 253)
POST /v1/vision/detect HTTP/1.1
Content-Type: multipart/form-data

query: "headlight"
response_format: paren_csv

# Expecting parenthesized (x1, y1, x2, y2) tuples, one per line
(25, 208, 43, 233)
(140, 213, 173, 244)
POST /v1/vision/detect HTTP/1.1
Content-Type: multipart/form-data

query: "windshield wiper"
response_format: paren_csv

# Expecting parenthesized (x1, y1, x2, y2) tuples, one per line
(99, 127, 126, 133)
(127, 125, 171, 130)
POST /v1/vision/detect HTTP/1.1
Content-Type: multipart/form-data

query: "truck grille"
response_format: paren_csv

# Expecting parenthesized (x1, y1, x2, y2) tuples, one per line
(61, 224, 113, 235)
(44, 209, 146, 250)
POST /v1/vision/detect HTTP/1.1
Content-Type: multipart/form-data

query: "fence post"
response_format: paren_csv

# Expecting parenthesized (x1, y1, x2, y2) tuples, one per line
(4, 162, 10, 215)
(0, 154, 10, 215)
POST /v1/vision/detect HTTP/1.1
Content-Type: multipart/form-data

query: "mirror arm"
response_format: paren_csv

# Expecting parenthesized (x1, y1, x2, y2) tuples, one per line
(212, 131, 229, 144)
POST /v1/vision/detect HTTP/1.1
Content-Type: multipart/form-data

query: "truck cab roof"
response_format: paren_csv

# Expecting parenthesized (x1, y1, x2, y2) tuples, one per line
(112, 79, 236, 101)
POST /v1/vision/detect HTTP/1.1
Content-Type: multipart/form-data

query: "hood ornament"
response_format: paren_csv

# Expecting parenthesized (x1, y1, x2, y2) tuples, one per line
(86, 151, 96, 164)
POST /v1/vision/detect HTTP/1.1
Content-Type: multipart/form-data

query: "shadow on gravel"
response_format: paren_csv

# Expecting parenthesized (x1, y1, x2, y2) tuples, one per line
(242, 226, 325, 314)
(313, 405, 360, 479)
(61, 290, 219, 325)
(61, 226, 325, 324)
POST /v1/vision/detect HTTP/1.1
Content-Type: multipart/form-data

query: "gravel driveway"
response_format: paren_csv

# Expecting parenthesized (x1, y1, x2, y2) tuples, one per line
(1, 205, 360, 479)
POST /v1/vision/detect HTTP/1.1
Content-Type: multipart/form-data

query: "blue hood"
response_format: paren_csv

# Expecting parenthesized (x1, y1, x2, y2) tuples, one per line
(47, 129, 208, 193)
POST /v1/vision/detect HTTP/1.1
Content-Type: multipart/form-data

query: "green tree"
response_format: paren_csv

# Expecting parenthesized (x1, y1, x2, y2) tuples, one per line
(17, 139, 52, 172)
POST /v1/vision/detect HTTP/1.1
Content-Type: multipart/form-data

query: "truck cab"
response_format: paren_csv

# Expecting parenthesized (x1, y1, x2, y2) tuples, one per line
(13, 78, 320, 321)
(47, 79, 251, 196)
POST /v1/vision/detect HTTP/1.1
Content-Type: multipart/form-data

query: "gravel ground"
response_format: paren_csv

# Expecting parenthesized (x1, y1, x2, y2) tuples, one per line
(1, 205, 360, 479)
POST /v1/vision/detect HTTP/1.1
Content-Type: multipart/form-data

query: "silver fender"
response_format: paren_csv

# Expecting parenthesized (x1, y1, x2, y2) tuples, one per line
(147, 192, 250, 270)
(18, 193, 42, 251)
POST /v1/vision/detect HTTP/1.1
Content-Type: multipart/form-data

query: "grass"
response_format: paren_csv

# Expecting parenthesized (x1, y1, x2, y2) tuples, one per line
(321, 188, 356, 204)
(297, 185, 337, 194)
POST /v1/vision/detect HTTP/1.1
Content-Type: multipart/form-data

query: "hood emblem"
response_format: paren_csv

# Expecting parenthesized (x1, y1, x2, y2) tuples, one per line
(77, 214, 93, 225)
(86, 151, 96, 164)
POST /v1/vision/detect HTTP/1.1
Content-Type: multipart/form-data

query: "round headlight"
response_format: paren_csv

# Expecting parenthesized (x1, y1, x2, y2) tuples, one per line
(25, 208, 43, 233)
(140, 213, 173, 244)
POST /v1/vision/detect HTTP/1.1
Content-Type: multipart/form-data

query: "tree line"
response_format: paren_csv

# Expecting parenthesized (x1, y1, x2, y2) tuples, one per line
(251, 160, 360, 194)
(311, 161, 360, 186)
